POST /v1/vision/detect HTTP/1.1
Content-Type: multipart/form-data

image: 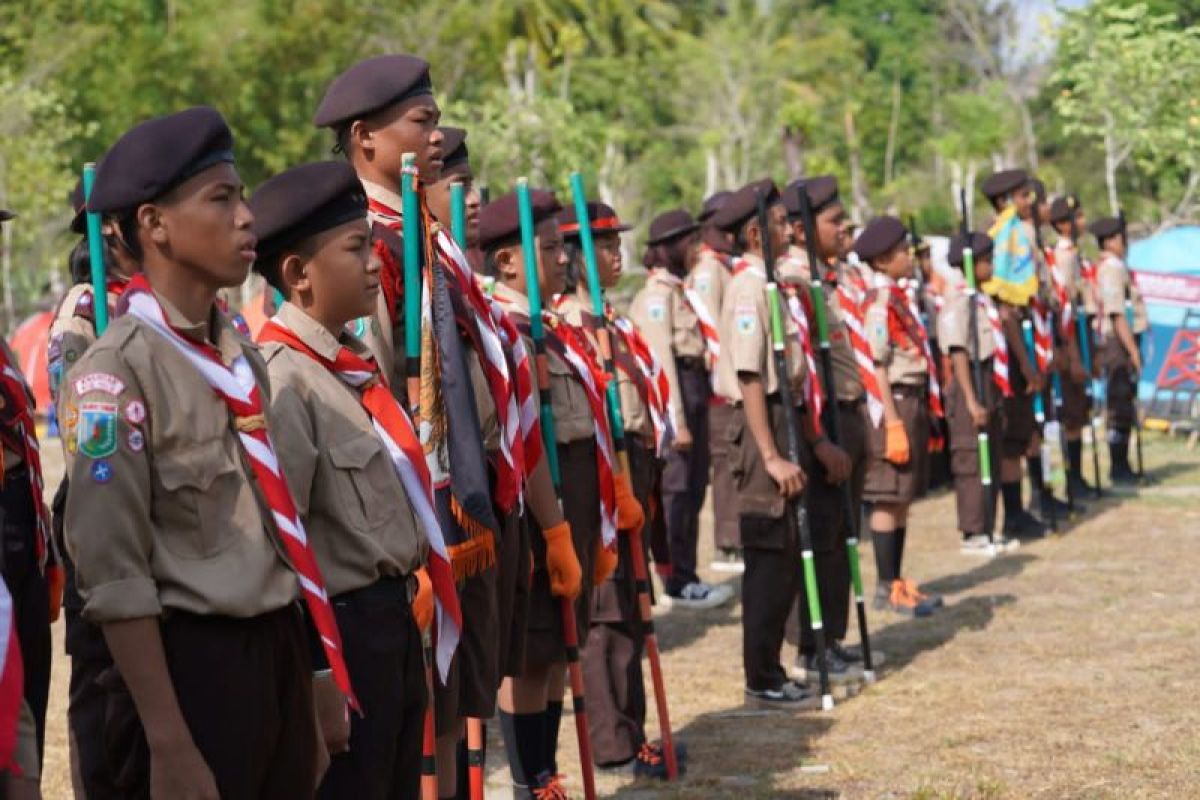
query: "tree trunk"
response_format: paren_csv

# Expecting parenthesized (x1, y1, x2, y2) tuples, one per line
(1104, 130, 1121, 216)
(704, 148, 719, 198)
(843, 105, 870, 224)
(884, 79, 901, 186)
(781, 125, 805, 180)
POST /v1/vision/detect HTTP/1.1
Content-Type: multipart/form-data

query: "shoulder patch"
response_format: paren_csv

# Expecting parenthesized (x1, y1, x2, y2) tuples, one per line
(735, 299, 758, 335)
(74, 372, 125, 397)
(647, 298, 667, 322)
(694, 274, 711, 293)
(77, 400, 119, 459)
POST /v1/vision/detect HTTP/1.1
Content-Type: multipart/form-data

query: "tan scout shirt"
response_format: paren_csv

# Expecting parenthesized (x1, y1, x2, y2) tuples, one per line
(628, 272, 700, 434)
(557, 292, 651, 439)
(937, 282, 996, 360)
(714, 253, 807, 403)
(865, 281, 928, 386)
(62, 293, 299, 623)
(779, 247, 865, 401)
(491, 282, 595, 444)
(685, 246, 730, 328)
(262, 303, 426, 597)
(1096, 252, 1148, 337)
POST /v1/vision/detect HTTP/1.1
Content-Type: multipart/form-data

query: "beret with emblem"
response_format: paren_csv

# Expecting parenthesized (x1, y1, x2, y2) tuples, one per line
(440, 127, 469, 174)
(853, 216, 908, 262)
(710, 178, 779, 234)
(647, 209, 699, 245)
(87, 107, 235, 215)
(781, 175, 840, 219)
(698, 191, 731, 223)
(1089, 217, 1123, 243)
(249, 161, 367, 263)
(314, 55, 433, 130)
(1049, 194, 1080, 224)
(560, 201, 631, 238)
(947, 232, 994, 267)
(478, 189, 563, 251)
(980, 169, 1029, 201)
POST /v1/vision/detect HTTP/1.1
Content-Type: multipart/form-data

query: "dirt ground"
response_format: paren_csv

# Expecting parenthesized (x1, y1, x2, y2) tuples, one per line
(34, 432, 1200, 799)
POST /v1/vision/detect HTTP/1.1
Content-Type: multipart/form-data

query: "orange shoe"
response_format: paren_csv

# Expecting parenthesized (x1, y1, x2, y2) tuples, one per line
(532, 772, 571, 800)
(887, 579, 934, 617)
(900, 577, 944, 608)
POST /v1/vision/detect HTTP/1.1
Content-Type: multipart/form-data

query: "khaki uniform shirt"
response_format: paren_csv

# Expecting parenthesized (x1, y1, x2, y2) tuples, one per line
(61, 292, 298, 623)
(491, 282, 595, 444)
(865, 281, 928, 386)
(779, 247, 865, 401)
(262, 302, 426, 597)
(558, 292, 651, 439)
(628, 272, 699, 433)
(938, 283, 996, 360)
(49, 283, 109, 411)
(714, 253, 807, 403)
(1097, 252, 1148, 336)
(685, 246, 730, 329)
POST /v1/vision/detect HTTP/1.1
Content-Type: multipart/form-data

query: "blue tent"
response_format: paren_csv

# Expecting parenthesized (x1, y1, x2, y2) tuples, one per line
(1128, 226, 1200, 402)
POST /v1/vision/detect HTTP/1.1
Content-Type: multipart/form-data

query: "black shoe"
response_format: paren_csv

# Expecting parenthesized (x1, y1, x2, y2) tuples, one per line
(1110, 465, 1140, 486)
(1035, 492, 1071, 521)
(1004, 509, 1046, 540)
(629, 741, 688, 780)
(1067, 472, 1094, 498)
(804, 650, 852, 679)
(830, 641, 861, 663)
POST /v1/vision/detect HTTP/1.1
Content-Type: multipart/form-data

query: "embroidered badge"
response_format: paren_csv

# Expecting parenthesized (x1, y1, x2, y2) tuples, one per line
(695, 275, 710, 293)
(77, 400, 119, 459)
(647, 300, 667, 322)
(127, 429, 145, 453)
(90, 459, 113, 484)
(124, 400, 146, 425)
(74, 372, 125, 397)
(735, 300, 757, 335)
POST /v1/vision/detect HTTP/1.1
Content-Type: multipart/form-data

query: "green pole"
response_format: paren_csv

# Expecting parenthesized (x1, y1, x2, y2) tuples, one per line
(81, 164, 109, 334)
(401, 153, 421, 414)
(450, 182, 467, 250)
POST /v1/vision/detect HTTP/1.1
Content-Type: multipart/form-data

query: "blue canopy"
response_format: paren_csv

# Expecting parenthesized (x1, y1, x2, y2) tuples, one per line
(1129, 226, 1200, 276)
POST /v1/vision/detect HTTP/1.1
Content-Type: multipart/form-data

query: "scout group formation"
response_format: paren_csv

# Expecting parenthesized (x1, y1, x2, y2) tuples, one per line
(0, 51, 1150, 800)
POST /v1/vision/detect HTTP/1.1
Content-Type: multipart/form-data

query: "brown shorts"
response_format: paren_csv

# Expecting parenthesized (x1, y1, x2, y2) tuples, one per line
(1058, 368, 1090, 430)
(1101, 337, 1139, 430)
(863, 387, 930, 504)
(497, 506, 531, 679)
(434, 563, 499, 732)
(523, 438, 599, 670)
(1002, 364, 1036, 458)
(946, 363, 1002, 535)
(592, 438, 654, 626)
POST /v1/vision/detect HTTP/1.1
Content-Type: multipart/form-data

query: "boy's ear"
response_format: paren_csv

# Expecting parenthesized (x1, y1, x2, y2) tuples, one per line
(136, 203, 166, 247)
(279, 252, 311, 295)
(495, 246, 518, 281)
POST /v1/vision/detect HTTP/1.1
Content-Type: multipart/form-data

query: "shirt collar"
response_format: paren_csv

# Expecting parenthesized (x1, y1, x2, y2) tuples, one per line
(361, 178, 404, 215)
(276, 300, 365, 362)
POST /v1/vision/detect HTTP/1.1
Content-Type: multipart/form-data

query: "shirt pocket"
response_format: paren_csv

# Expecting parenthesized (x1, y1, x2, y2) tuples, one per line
(328, 433, 396, 531)
(156, 439, 244, 560)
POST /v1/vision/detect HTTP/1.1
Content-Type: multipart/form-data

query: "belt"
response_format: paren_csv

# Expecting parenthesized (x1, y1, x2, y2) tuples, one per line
(837, 397, 864, 410)
(676, 356, 706, 371)
(892, 383, 928, 398)
(333, 574, 415, 610)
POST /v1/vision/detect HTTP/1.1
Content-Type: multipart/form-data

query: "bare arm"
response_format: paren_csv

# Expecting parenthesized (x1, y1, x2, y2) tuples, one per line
(525, 451, 565, 530)
(739, 373, 804, 497)
(1113, 313, 1142, 372)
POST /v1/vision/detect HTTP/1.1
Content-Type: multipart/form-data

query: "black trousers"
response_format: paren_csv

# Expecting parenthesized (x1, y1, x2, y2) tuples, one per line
(741, 515, 802, 691)
(661, 361, 711, 593)
(0, 467, 51, 765)
(319, 578, 427, 800)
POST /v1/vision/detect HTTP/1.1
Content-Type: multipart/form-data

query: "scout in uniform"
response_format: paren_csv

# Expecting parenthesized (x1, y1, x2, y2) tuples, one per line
(690, 191, 744, 573)
(1049, 195, 1096, 497)
(479, 190, 594, 798)
(315, 57, 527, 797)
(249, 160, 435, 799)
(631, 209, 732, 609)
(856, 217, 941, 616)
(711, 180, 817, 706)
(1090, 216, 1146, 485)
(777, 176, 869, 679)
(558, 202, 677, 776)
(940, 233, 1014, 555)
(63, 107, 333, 798)
(980, 170, 1046, 538)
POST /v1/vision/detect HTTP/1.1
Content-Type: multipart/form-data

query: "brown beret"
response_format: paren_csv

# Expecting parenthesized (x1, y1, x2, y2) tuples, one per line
(478, 189, 562, 251)
(560, 201, 630, 238)
(0, 209, 14, 222)
(249, 161, 367, 262)
(1089, 217, 1123, 242)
(781, 175, 840, 219)
(697, 191, 732, 223)
(88, 107, 235, 214)
(853, 216, 908, 262)
(1049, 194, 1079, 224)
(314, 55, 433, 130)
(980, 169, 1029, 200)
(647, 209, 699, 245)
(440, 127, 469, 173)
(710, 178, 779, 233)
(947, 232, 994, 267)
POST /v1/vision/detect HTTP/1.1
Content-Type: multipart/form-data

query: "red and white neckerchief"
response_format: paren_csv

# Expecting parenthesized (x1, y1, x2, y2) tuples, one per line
(0, 348, 51, 570)
(123, 276, 357, 707)
(0, 577, 22, 775)
(823, 267, 883, 426)
(610, 309, 675, 457)
(1029, 296, 1054, 372)
(680, 282, 720, 366)
(892, 281, 946, 446)
(258, 318, 462, 680)
(778, 284, 825, 435)
(1044, 246, 1075, 340)
(732, 256, 765, 280)
(543, 314, 618, 549)
(979, 293, 1013, 397)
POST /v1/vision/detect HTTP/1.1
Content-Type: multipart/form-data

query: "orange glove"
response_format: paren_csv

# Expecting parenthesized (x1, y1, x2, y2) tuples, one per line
(885, 420, 910, 465)
(613, 472, 645, 533)
(411, 567, 434, 632)
(593, 541, 618, 585)
(47, 564, 64, 623)
(543, 522, 582, 599)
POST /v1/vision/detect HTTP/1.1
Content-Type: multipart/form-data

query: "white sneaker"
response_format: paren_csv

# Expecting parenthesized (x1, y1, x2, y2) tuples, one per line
(710, 548, 746, 574)
(960, 534, 995, 557)
(668, 581, 733, 610)
(991, 535, 1021, 553)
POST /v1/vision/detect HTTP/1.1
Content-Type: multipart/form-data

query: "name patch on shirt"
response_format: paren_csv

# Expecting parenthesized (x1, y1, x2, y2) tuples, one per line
(74, 372, 125, 398)
(77, 400, 118, 459)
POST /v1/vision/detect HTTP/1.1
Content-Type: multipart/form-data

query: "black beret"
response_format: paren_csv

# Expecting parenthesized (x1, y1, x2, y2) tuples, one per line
(69, 178, 87, 234)
(980, 169, 1029, 200)
(1089, 217, 1123, 242)
(697, 191, 731, 223)
(314, 55, 433, 129)
(560, 201, 630, 238)
(781, 175, 840, 219)
(478, 189, 563, 251)
(947, 232, 994, 267)
(249, 161, 367, 261)
(440, 127, 469, 173)
(853, 216, 908, 262)
(0, 209, 14, 222)
(87, 107, 235, 214)
(1029, 177, 1047, 204)
(1049, 194, 1080, 224)
(646, 209, 699, 245)
(710, 178, 779, 233)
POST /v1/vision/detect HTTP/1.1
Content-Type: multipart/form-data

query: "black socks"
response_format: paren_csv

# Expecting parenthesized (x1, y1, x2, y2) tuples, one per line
(544, 701, 564, 777)
(873, 529, 899, 584)
(1067, 439, 1083, 476)
(894, 526, 907, 579)
(1028, 455, 1045, 496)
(499, 710, 546, 790)
(1001, 481, 1022, 519)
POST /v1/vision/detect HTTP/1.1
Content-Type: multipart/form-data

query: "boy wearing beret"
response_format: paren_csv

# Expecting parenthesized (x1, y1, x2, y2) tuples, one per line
(61, 107, 337, 798)
(249, 160, 437, 800)
(711, 179, 819, 707)
(480, 189, 597, 797)
(1090, 217, 1147, 485)
(856, 217, 941, 616)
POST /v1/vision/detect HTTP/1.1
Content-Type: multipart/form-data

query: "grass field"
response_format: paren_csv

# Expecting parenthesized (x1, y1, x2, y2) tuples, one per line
(34, 432, 1200, 799)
